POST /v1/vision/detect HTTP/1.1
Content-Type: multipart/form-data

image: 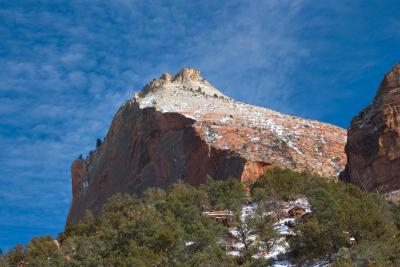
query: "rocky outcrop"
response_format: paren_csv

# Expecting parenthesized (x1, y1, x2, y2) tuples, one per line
(67, 68, 347, 224)
(344, 64, 400, 193)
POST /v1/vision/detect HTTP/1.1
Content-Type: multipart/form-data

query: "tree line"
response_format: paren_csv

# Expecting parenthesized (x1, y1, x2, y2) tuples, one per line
(2, 168, 400, 266)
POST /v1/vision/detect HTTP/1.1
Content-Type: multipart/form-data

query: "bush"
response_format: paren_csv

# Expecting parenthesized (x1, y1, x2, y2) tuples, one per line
(95, 138, 102, 148)
(200, 177, 245, 211)
(250, 168, 324, 201)
(25, 236, 64, 267)
(60, 184, 231, 266)
(0, 244, 25, 267)
(0, 237, 64, 267)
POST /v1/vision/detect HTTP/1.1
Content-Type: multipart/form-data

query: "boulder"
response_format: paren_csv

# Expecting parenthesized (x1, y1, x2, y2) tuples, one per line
(288, 206, 306, 217)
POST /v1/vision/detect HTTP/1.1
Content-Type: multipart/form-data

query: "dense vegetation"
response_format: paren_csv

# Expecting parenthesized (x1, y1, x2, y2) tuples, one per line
(2, 169, 400, 266)
(252, 169, 400, 266)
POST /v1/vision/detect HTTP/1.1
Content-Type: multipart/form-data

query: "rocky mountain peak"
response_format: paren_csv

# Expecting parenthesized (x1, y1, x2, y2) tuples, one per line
(160, 68, 202, 82)
(67, 68, 347, 223)
(175, 67, 202, 81)
(344, 64, 400, 195)
(374, 64, 400, 104)
(135, 68, 226, 101)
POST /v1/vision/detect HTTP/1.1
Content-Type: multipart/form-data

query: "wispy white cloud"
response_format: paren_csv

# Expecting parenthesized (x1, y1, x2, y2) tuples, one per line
(187, 0, 308, 113)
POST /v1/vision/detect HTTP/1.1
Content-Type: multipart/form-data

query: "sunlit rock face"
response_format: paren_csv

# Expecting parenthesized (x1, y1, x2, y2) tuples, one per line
(344, 64, 400, 195)
(67, 68, 347, 224)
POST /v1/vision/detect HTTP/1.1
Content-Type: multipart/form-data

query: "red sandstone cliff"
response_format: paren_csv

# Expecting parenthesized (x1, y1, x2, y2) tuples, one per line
(344, 64, 400, 195)
(67, 68, 347, 224)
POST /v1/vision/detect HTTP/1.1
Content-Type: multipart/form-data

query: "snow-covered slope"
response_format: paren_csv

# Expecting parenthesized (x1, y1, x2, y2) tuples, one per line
(135, 68, 347, 178)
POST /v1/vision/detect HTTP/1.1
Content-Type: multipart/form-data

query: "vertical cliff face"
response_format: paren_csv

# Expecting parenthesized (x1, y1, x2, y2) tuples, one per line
(344, 64, 400, 193)
(67, 68, 347, 224)
(68, 103, 249, 223)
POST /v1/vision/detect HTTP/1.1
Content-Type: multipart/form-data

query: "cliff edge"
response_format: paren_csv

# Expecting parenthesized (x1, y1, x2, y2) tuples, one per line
(344, 64, 400, 196)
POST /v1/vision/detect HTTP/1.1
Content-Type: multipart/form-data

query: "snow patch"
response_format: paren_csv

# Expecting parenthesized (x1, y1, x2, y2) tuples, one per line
(226, 197, 312, 265)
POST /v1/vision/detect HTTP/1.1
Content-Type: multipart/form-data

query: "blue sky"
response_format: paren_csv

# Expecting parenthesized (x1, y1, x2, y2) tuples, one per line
(0, 0, 399, 249)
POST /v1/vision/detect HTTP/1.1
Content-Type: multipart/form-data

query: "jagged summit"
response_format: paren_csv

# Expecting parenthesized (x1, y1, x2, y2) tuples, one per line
(135, 67, 226, 101)
(351, 64, 400, 130)
(374, 64, 400, 104)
